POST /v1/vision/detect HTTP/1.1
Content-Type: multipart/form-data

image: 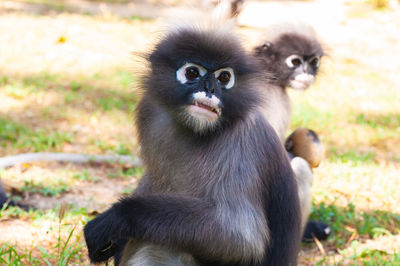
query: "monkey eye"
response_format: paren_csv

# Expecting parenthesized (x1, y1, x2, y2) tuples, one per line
(214, 67, 235, 89)
(217, 71, 231, 84)
(309, 57, 320, 67)
(185, 66, 200, 80)
(285, 55, 303, 68)
(292, 58, 301, 66)
(176, 63, 206, 84)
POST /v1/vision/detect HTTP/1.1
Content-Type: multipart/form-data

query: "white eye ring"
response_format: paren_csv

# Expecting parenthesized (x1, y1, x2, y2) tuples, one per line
(309, 56, 320, 67)
(285, 55, 303, 68)
(176, 63, 207, 84)
(214, 67, 235, 89)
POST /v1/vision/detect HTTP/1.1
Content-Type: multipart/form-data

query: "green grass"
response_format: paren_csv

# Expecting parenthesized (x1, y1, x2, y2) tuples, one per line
(72, 170, 98, 182)
(355, 113, 400, 130)
(13, 0, 155, 20)
(14, 0, 68, 12)
(0, 206, 88, 265)
(108, 166, 143, 180)
(0, 70, 137, 155)
(13, 71, 137, 112)
(310, 202, 400, 247)
(329, 147, 377, 165)
(0, 118, 73, 152)
(19, 180, 70, 197)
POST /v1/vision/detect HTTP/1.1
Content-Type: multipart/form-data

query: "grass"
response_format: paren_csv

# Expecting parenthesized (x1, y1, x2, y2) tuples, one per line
(11, 0, 155, 20)
(0, 70, 137, 156)
(0, 118, 73, 152)
(1, 0, 399, 265)
(0, 206, 88, 265)
(72, 170, 98, 182)
(368, 0, 390, 9)
(19, 180, 70, 197)
(310, 202, 400, 246)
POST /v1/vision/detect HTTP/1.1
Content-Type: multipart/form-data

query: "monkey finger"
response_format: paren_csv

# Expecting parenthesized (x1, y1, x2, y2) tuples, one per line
(84, 210, 121, 262)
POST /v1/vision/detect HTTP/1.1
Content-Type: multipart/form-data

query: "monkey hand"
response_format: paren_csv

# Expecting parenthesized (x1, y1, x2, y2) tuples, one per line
(84, 209, 123, 263)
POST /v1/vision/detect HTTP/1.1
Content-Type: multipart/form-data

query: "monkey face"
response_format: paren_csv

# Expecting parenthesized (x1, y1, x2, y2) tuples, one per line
(285, 54, 321, 90)
(175, 62, 236, 131)
(254, 31, 323, 90)
(145, 28, 258, 134)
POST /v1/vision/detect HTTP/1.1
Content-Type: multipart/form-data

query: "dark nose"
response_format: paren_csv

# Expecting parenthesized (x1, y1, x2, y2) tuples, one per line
(303, 63, 315, 75)
(303, 63, 309, 73)
(204, 79, 215, 94)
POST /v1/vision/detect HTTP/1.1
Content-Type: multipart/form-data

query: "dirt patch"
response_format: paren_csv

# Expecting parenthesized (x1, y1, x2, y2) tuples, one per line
(3, 161, 139, 211)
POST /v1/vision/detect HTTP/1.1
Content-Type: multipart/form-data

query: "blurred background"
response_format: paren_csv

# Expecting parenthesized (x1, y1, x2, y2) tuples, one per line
(0, 0, 399, 264)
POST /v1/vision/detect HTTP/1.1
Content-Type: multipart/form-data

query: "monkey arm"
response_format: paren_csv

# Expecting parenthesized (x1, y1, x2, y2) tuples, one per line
(263, 166, 302, 265)
(258, 135, 302, 266)
(84, 195, 236, 263)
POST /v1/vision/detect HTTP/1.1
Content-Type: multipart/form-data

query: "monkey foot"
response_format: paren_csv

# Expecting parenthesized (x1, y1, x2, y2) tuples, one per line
(0, 198, 32, 211)
(302, 220, 331, 242)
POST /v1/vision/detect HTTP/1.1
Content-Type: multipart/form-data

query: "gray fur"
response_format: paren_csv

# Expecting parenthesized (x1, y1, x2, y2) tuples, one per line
(121, 240, 197, 266)
(255, 81, 291, 143)
(132, 102, 270, 264)
(113, 26, 300, 265)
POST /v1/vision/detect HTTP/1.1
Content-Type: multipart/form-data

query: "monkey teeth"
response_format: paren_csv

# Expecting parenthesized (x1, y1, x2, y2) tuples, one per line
(290, 74, 315, 90)
(289, 80, 312, 90)
(193, 101, 221, 115)
(187, 92, 222, 123)
(187, 100, 221, 123)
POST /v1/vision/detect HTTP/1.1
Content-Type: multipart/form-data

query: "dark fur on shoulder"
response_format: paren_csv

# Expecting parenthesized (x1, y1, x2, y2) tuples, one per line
(84, 26, 301, 265)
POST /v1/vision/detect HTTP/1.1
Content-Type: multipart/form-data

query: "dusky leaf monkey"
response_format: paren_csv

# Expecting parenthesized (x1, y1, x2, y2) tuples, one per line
(253, 24, 330, 242)
(84, 25, 302, 265)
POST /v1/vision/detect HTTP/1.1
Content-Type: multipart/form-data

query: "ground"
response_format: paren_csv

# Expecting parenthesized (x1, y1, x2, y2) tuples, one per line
(0, 0, 399, 265)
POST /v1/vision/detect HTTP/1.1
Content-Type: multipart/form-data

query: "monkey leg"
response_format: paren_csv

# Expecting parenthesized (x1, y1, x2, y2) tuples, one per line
(290, 157, 313, 231)
(291, 157, 331, 242)
(302, 220, 331, 242)
(120, 240, 197, 266)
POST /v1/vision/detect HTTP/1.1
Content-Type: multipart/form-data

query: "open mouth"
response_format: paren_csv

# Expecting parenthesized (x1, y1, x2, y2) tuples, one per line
(186, 96, 222, 122)
(289, 80, 311, 90)
(290, 74, 314, 90)
(193, 100, 221, 116)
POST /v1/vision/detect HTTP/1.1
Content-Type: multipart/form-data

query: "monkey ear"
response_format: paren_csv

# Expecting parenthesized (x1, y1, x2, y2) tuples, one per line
(254, 42, 272, 55)
(284, 138, 294, 152)
(262, 42, 272, 50)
